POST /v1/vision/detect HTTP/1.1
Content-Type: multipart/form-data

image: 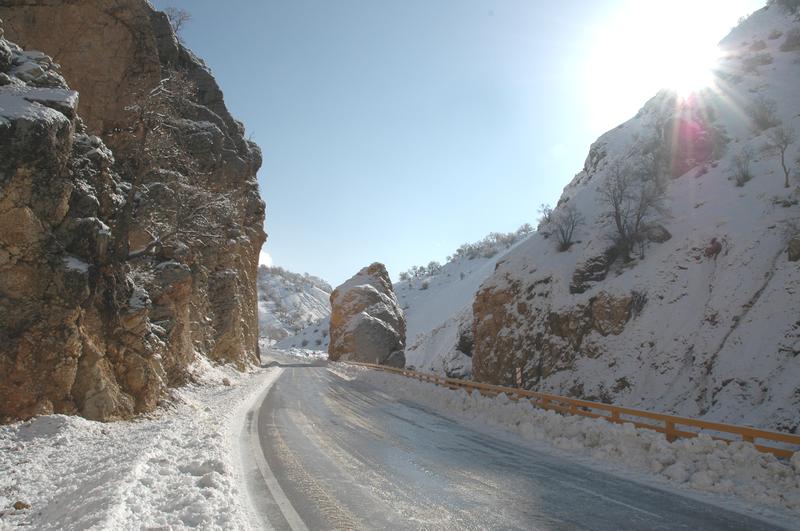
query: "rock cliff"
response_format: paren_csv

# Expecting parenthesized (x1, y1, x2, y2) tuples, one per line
(472, 4, 800, 431)
(328, 263, 406, 367)
(0, 1, 265, 422)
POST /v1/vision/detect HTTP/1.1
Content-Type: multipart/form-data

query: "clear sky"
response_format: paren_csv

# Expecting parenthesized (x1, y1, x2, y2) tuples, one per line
(153, 0, 763, 285)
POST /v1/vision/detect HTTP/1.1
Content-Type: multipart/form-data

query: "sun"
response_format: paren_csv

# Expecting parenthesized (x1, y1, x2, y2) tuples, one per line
(659, 42, 721, 99)
(583, 0, 761, 131)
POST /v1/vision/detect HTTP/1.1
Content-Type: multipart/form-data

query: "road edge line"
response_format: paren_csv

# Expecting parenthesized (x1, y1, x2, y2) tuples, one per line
(246, 367, 310, 531)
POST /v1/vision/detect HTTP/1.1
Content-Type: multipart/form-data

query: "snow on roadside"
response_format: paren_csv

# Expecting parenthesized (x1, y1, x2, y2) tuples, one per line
(0, 359, 273, 530)
(331, 363, 800, 513)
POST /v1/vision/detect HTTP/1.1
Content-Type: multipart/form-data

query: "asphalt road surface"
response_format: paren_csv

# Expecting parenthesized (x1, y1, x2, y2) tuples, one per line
(244, 357, 787, 531)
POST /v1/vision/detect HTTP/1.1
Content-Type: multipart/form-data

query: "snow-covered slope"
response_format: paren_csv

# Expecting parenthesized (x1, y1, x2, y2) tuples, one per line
(472, 4, 800, 431)
(257, 266, 331, 343)
(397, 230, 532, 377)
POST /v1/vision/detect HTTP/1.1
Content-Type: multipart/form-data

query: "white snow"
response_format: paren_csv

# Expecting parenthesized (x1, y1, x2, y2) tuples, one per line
(331, 362, 800, 514)
(61, 255, 89, 273)
(257, 265, 331, 344)
(0, 361, 274, 529)
(469, 4, 800, 430)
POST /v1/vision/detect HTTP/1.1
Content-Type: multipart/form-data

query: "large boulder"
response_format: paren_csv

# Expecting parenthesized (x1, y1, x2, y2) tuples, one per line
(328, 263, 406, 367)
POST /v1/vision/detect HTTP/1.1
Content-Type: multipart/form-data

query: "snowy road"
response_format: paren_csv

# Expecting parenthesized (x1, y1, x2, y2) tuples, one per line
(245, 357, 786, 530)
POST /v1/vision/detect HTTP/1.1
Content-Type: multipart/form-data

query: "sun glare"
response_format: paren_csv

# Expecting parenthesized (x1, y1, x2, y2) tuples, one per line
(584, 0, 760, 132)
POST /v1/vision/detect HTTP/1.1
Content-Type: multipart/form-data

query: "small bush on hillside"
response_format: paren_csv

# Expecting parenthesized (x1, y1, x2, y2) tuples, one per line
(420, 281, 429, 290)
(730, 147, 756, 186)
(551, 204, 584, 252)
(741, 51, 773, 73)
(747, 97, 780, 132)
(769, 29, 783, 40)
(631, 290, 648, 318)
(780, 27, 800, 51)
(537, 203, 553, 231)
(749, 39, 767, 51)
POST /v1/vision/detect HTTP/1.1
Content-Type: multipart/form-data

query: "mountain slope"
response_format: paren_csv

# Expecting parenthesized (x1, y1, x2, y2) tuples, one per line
(278, 227, 533, 374)
(472, 3, 800, 431)
(257, 266, 331, 343)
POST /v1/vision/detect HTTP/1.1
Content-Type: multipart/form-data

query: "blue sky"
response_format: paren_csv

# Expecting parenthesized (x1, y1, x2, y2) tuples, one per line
(153, 0, 762, 285)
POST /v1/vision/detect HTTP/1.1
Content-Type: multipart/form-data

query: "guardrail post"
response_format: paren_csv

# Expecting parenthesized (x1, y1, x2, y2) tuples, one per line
(665, 421, 676, 442)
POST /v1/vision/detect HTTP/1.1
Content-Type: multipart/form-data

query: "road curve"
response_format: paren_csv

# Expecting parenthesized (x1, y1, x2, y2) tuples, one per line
(247, 356, 787, 530)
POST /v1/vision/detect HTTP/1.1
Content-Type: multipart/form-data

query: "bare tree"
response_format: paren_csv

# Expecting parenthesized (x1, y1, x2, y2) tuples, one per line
(763, 125, 797, 188)
(164, 7, 192, 41)
(598, 159, 666, 261)
(114, 71, 197, 260)
(551, 204, 584, 251)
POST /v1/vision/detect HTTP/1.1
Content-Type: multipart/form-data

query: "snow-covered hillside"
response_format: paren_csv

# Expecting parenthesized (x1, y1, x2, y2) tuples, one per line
(257, 266, 331, 343)
(471, 3, 800, 431)
(278, 227, 533, 375)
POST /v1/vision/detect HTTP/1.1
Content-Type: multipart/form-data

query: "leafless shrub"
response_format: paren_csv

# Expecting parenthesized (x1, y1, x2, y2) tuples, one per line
(747, 96, 780, 132)
(750, 39, 767, 51)
(730, 147, 756, 187)
(769, 29, 783, 40)
(551, 204, 584, 252)
(630, 290, 648, 317)
(115, 70, 197, 260)
(741, 51, 774, 73)
(164, 7, 192, 41)
(537, 203, 553, 231)
(763, 125, 797, 187)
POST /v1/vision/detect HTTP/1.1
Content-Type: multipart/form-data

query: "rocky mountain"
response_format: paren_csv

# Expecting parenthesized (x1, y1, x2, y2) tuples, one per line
(0, 1, 265, 422)
(257, 265, 331, 343)
(472, 3, 800, 431)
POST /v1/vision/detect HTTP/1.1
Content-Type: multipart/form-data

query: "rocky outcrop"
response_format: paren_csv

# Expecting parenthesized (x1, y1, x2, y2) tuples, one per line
(789, 235, 800, 262)
(0, 33, 165, 420)
(0, 1, 265, 422)
(472, 272, 633, 393)
(328, 263, 406, 367)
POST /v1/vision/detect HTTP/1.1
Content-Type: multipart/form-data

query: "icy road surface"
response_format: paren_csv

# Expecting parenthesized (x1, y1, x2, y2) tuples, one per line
(246, 358, 786, 530)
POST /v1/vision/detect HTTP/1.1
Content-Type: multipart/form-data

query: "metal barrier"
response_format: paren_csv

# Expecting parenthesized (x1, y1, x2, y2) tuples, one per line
(342, 361, 800, 459)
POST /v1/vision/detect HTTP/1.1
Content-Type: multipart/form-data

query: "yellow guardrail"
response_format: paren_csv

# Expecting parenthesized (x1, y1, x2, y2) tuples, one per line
(342, 361, 800, 459)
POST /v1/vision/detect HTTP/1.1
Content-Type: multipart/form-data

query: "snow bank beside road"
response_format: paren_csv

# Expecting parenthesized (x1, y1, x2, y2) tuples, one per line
(333, 363, 800, 513)
(0, 360, 273, 529)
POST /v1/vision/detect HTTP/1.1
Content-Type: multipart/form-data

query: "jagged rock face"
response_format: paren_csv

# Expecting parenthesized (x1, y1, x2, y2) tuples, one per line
(0, 1, 265, 422)
(0, 34, 165, 421)
(328, 263, 406, 367)
(473, 273, 632, 397)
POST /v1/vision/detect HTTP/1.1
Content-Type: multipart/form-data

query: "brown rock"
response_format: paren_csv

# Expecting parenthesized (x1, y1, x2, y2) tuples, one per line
(590, 292, 633, 336)
(329, 263, 406, 366)
(13, 501, 30, 511)
(0, 1, 265, 423)
(788, 235, 800, 262)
